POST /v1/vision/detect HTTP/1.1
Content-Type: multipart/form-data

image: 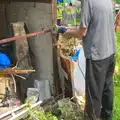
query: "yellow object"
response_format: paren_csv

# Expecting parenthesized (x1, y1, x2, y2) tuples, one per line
(82, 95, 86, 109)
(76, 8, 81, 14)
(71, 7, 76, 14)
(66, 7, 71, 15)
(66, 7, 76, 15)
(115, 65, 119, 72)
(0, 75, 13, 96)
(52, 25, 58, 34)
(57, 8, 63, 20)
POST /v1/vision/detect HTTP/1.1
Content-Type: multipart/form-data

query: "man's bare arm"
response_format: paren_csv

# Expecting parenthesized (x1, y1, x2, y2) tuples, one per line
(63, 27, 87, 39)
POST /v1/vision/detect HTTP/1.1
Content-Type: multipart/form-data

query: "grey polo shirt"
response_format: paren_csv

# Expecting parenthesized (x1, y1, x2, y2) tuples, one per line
(80, 0, 116, 60)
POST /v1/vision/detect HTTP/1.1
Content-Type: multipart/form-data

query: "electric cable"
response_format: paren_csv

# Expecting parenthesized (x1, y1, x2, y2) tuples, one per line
(77, 55, 97, 120)
(10, 74, 17, 93)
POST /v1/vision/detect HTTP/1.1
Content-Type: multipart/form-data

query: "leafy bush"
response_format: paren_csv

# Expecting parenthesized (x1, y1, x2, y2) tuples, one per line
(58, 100, 84, 120)
(25, 98, 84, 120)
(116, 0, 120, 4)
(28, 109, 58, 120)
(113, 32, 120, 120)
(113, 31, 120, 84)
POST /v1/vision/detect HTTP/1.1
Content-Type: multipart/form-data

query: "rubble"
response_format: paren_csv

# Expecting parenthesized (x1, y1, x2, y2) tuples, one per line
(57, 35, 82, 57)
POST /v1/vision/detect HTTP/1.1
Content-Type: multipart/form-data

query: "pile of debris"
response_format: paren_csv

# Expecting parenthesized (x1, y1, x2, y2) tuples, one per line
(25, 97, 84, 120)
(57, 35, 82, 57)
(0, 91, 85, 120)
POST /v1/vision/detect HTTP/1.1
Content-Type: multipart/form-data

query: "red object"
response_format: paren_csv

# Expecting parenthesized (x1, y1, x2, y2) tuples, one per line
(15, 100, 21, 105)
(0, 29, 51, 44)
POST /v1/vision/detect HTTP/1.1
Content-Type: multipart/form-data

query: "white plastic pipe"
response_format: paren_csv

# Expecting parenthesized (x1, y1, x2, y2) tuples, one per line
(9, 101, 42, 120)
(0, 101, 42, 120)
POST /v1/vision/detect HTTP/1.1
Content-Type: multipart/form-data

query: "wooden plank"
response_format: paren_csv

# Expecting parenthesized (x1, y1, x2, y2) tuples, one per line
(0, 104, 26, 120)
(0, 0, 52, 3)
(0, 4, 7, 39)
(12, 22, 30, 69)
(0, 75, 14, 102)
(0, 69, 35, 75)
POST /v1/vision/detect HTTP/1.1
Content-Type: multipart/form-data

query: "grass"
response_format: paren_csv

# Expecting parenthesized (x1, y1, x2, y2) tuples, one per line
(113, 85, 120, 120)
(113, 31, 120, 119)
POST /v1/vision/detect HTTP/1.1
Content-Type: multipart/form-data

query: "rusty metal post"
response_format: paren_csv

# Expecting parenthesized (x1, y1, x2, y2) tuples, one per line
(0, 29, 50, 44)
(52, 0, 57, 24)
(52, 0, 62, 96)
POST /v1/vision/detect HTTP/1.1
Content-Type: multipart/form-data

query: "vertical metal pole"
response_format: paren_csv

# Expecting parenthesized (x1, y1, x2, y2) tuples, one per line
(52, 0, 61, 96)
(52, 0, 57, 24)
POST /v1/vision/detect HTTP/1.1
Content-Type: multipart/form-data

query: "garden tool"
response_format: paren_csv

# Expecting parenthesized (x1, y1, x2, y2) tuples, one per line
(52, 24, 68, 41)
(52, 24, 67, 34)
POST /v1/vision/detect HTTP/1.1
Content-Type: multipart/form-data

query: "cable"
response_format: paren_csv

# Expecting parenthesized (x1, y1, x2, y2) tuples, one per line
(10, 74, 17, 93)
(13, 74, 26, 80)
(77, 54, 97, 120)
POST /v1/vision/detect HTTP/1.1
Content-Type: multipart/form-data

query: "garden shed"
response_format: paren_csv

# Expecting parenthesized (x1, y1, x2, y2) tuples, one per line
(0, 0, 60, 107)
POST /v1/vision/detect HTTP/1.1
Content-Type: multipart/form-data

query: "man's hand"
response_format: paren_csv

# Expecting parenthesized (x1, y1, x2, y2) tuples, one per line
(63, 27, 87, 39)
(63, 29, 82, 39)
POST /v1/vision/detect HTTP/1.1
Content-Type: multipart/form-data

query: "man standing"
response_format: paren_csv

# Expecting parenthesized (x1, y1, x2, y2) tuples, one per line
(63, 0, 116, 120)
(57, 7, 63, 26)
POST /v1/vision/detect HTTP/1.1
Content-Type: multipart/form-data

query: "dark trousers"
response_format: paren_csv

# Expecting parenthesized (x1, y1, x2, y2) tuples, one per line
(57, 19, 61, 26)
(85, 55, 115, 120)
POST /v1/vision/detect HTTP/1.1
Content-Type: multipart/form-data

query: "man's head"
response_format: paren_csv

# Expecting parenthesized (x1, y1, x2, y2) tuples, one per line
(115, 8, 120, 14)
(69, 3, 72, 6)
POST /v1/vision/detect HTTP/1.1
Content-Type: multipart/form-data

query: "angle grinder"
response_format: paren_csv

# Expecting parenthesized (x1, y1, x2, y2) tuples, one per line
(52, 24, 68, 34)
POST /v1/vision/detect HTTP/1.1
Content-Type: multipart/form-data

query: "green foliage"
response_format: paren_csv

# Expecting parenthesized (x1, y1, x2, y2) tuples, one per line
(26, 104, 58, 120)
(115, 32, 120, 63)
(46, 112, 58, 120)
(113, 86, 120, 120)
(32, 110, 46, 120)
(116, 0, 120, 4)
(28, 110, 58, 120)
(58, 101, 84, 120)
(113, 31, 120, 83)
(113, 32, 120, 120)
(25, 98, 84, 120)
